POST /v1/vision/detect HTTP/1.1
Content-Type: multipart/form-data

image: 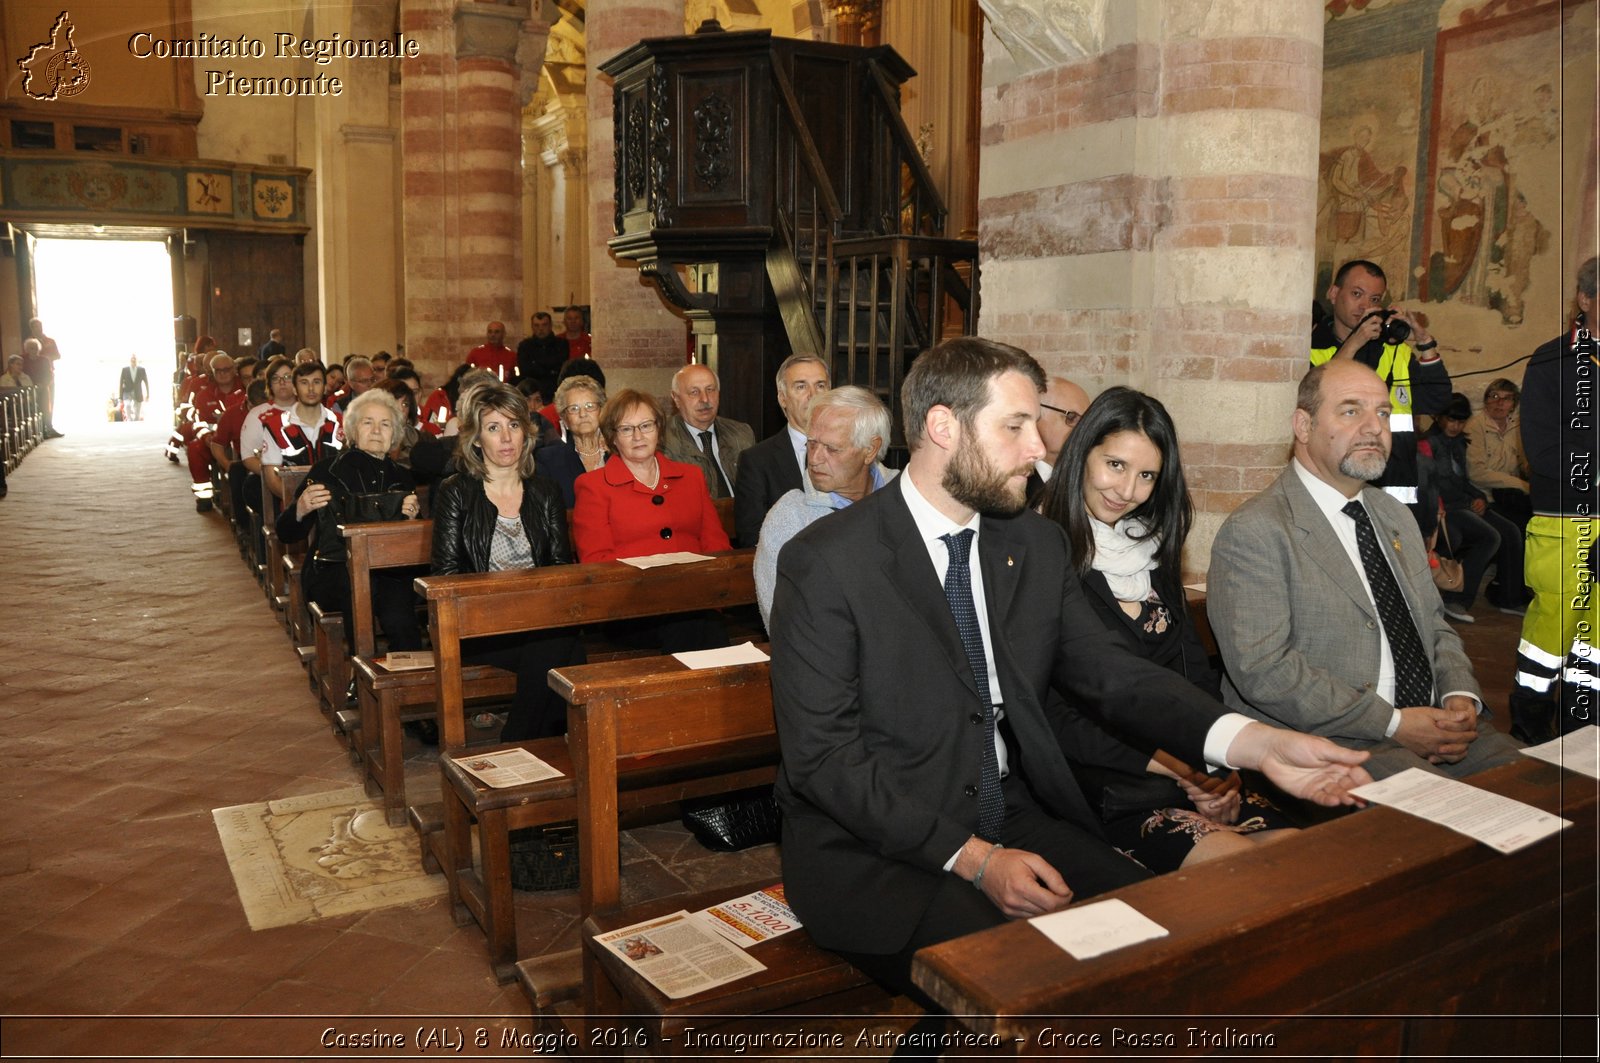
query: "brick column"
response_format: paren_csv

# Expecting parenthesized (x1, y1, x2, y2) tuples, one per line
(400, 0, 525, 381)
(978, 0, 1323, 571)
(586, 0, 687, 398)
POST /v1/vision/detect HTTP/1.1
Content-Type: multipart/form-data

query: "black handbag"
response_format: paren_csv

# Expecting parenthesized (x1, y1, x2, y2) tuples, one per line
(508, 821, 579, 891)
(1097, 775, 1188, 823)
(680, 786, 781, 852)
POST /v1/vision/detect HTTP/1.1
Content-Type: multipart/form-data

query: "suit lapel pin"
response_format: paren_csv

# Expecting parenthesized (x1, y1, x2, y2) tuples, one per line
(1391, 533, 1402, 552)
(1007, 556, 1014, 567)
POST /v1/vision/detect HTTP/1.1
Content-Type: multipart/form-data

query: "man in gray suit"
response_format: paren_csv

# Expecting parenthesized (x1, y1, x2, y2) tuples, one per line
(661, 363, 754, 501)
(1209, 360, 1519, 780)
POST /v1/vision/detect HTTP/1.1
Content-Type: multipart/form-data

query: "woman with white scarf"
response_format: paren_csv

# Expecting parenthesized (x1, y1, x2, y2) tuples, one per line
(1038, 387, 1294, 871)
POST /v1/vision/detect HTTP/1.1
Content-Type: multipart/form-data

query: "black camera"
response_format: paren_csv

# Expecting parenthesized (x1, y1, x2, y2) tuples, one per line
(1364, 308, 1411, 346)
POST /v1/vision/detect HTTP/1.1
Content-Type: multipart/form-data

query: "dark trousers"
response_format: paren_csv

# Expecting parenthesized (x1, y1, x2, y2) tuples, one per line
(463, 629, 586, 741)
(1438, 506, 1503, 609)
(302, 559, 424, 653)
(837, 772, 1147, 1006)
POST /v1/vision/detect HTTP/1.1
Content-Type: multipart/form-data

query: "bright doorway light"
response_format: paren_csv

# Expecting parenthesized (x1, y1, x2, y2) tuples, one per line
(32, 237, 176, 430)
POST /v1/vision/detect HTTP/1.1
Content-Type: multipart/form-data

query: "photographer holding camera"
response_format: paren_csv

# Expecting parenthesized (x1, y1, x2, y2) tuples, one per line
(1311, 259, 1452, 519)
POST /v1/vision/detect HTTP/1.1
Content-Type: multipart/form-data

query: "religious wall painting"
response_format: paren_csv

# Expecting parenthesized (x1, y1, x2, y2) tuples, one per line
(1421, 2, 1562, 326)
(1315, 49, 1425, 296)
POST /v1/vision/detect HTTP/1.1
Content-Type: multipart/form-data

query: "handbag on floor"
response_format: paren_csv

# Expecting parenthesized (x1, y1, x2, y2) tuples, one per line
(681, 786, 781, 852)
(1429, 512, 1465, 593)
(508, 821, 579, 891)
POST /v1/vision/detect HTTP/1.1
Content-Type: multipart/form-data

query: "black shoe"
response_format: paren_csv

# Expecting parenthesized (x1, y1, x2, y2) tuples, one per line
(1510, 695, 1556, 745)
(404, 719, 440, 746)
(44, 429, 63, 439)
(195, 497, 213, 512)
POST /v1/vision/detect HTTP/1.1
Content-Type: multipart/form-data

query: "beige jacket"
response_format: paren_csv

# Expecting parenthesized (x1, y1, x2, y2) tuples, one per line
(1464, 411, 1528, 493)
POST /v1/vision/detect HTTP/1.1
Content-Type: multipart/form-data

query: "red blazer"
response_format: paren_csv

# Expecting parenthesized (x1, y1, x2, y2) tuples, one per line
(572, 454, 731, 562)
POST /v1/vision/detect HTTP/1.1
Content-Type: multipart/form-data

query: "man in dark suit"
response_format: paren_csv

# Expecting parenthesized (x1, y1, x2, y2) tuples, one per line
(119, 355, 150, 421)
(769, 337, 1372, 995)
(661, 363, 754, 501)
(734, 353, 829, 546)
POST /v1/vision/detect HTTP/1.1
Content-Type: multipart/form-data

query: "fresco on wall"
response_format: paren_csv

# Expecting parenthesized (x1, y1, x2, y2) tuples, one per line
(1318, 0, 1594, 370)
(1316, 51, 1425, 294)
(1420, 5, 1562, 325)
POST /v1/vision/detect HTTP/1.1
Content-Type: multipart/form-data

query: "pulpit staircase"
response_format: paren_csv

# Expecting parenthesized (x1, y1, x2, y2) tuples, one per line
(603, 23, 977, 448)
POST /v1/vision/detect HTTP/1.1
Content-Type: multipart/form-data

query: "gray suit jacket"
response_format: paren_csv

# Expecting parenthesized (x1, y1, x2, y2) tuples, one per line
(1208, 465, 1482, 745)
(662, 414, 754, 501)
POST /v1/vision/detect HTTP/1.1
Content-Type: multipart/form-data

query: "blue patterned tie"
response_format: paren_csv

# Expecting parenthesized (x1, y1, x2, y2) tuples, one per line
(940, 530, 1005, 842)
(1343, 500, 1434, 708)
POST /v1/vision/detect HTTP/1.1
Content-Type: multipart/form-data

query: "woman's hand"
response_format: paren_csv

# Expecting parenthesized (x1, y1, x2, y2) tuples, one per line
(401, 493, 420, 519)
(296, 482, 332, 519)
(1180, 770, 1242, 824)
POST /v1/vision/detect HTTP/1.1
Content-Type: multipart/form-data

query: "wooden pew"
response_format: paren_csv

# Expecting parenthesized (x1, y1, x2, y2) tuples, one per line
(260, 465, 309, 618)
(564, 656, 903, 1052)
(345, 519, 518, 820)
(415, 551, 758, 980)
(911, 756, 1598, 1057)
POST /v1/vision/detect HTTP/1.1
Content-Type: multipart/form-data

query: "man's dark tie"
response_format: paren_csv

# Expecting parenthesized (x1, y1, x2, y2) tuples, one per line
(1342, 499, 1434, 708)
(940, 529, 1005, 842)
(697, 430, 731, 495)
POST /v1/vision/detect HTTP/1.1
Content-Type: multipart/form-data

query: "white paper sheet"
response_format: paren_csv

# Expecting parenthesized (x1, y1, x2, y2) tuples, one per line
(617, 551, 715, 569)
(672, 641, 770, 669)
(695, 884, 801, 948)
(451, 747, 564, 789)
(1349, 767, 1572, 853)
(1029, 898, 1169, 960)
(1520, 725, 1600, 779)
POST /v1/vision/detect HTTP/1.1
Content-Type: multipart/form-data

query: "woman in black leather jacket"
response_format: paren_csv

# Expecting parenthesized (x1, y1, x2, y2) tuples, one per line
(430, 381, 584, 740)
(277, 387, 423, 652)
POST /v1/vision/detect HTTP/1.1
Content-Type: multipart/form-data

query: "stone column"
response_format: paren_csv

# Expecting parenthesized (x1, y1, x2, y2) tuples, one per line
(585, 0, 687, 398)
(400, 0, 526, 380)
(977, 0, 1323, 572)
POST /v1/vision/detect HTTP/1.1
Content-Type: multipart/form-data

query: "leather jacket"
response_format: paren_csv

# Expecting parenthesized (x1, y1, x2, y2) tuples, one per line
(430, 471, 573, 575)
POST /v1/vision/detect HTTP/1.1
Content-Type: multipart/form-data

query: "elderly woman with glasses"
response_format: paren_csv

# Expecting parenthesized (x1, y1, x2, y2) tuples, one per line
(572, 388, 731, 651)
(554, 374, 608, 474)
(1465, 377, 1531, 530)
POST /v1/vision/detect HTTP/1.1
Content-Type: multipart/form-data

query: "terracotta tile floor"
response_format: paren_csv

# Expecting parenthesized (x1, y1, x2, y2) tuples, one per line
(0, 420, 782, 1058)
(0, 419, 1524, 1059)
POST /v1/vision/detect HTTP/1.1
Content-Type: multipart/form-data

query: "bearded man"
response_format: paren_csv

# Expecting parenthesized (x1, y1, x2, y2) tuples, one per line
(1208, 360, 1518, 781)
(768, 337, 1375, 1002)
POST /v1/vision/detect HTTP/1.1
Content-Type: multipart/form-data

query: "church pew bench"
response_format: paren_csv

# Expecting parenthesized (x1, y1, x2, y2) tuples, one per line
(260, 465, 308, 615)
(414, 551, 758, 980)
(565, 655, 903, 1051)
(910, 756, 1597, 1058)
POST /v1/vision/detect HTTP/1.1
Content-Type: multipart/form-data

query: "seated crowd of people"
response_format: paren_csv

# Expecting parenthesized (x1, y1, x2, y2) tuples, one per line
(169, 257, 1577, 1007)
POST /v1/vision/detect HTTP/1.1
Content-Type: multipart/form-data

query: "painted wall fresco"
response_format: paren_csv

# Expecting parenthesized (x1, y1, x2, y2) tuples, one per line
(1318, 0, 1597, 382)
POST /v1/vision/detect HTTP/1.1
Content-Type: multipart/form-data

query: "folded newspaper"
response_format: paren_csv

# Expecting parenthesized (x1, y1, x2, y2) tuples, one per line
(695, 884, 801, 948)
(594, 910, 767, 999)
(451, 748, 564, 788)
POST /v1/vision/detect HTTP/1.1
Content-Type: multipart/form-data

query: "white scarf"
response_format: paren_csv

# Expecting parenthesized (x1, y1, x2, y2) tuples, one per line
(1090, 517, 1161, 602)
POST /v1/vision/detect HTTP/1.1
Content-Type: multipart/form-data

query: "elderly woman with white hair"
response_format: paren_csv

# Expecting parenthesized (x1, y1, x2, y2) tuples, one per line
(276, 386, 424, 652)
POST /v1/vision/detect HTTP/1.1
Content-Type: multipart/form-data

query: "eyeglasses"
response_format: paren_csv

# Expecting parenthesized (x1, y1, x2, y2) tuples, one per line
(269, 374, 292, 384)
(1040, 402, 1081, 427)
(615, 420, 658, 437)
(563, 402, 600, 415)
(1485, 392, 1515, 402)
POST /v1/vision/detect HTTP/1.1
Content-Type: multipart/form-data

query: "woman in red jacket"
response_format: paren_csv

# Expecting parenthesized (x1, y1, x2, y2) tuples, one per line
(573, 388, 731, 652)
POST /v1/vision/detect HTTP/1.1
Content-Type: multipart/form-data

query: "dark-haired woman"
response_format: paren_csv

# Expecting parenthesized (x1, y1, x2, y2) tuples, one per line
(431, 381, 584, 739)
(1038, 386, 1293, 870)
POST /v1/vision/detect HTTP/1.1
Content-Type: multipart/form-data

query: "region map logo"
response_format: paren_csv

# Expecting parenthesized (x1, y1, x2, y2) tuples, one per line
(17, 11, 92, 101)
